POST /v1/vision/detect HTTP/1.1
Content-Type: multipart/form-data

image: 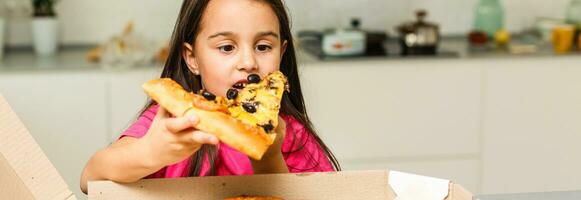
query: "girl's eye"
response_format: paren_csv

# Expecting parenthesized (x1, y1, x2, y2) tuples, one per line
(219, 45, 235, 53)
(256, 44, 272, 52)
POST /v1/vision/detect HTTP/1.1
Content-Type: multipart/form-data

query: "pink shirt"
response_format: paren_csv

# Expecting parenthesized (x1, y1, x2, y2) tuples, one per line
(120, 105, 334, 178)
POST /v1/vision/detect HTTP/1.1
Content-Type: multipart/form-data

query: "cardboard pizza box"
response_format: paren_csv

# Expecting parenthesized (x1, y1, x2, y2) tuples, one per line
(88, 170, 473, 200)
(0, 93, 473, 200)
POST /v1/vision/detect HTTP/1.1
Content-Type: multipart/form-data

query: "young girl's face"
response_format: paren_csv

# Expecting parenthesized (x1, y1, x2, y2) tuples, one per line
(183, 0, 287, 97)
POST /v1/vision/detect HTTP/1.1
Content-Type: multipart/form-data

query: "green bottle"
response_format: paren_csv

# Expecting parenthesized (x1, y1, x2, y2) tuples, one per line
(566, 0, 581, 26)
(474, 0, 505, 38)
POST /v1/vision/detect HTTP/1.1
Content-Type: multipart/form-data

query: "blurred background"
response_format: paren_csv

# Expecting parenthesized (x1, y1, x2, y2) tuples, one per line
(1, 0, 581, 199)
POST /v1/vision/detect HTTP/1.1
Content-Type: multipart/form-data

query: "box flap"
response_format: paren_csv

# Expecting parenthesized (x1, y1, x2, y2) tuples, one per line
(89, 170, 396, 200)
(389, 170, 450, 200)
(0, 94, 76, 200)
(388, 170, 474, 200)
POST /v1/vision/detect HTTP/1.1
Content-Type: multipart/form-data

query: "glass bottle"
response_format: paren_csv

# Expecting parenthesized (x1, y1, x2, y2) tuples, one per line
(474, 0, 505, 38)
(566, 0, 581, 25)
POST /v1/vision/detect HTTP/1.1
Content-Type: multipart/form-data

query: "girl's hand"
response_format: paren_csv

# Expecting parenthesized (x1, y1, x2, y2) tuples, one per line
(250, 116, 289, 173)
(141, 107, 219, 168)
(264, 116, 287, 158)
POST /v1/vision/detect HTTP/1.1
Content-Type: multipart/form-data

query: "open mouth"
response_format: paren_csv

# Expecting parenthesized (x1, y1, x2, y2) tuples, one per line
(232, 74, 261, 90)
(232, 79, 250, 89)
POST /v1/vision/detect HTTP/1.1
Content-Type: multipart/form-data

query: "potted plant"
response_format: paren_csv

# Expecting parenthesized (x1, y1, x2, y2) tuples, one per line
(31, 0, 59, 56)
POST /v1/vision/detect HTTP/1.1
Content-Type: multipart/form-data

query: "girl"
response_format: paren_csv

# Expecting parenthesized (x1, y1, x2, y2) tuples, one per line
(80, 0, 339, 193)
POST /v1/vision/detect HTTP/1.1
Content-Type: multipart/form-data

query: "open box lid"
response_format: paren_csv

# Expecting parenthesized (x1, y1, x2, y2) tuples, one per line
(0, 94, 76, 200)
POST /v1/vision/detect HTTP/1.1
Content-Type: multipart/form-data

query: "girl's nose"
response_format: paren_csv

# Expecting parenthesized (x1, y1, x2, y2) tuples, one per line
(236, 48, 258, 72)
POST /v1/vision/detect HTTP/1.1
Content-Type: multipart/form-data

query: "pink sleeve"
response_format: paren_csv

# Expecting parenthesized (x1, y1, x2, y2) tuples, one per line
(281, 115, 335, 173)
(118, 104, 170, 179)
(120, 105, 159, 139)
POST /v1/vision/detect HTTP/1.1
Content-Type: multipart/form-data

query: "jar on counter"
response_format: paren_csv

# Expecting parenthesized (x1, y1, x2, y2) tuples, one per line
(474, 0, 505, 38)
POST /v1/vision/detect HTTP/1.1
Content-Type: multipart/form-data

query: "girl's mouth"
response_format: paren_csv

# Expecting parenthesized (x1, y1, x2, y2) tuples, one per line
(232, 80, 248, 89)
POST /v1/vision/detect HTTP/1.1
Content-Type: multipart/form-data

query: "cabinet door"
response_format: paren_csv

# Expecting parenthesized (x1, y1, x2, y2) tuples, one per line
(481, 58, 581, 194)
(300, 61, 482, 160)
(0, 72, 109, 199)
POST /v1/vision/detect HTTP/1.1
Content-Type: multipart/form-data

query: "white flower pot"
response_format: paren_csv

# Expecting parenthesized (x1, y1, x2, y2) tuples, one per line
(32, 17, 59, 56)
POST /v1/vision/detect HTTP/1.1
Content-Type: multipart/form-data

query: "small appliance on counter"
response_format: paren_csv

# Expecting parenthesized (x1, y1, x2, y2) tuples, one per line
(396, 10, 440, 56)
(297, 18, 388, 59)
(321, 18, 366, 56)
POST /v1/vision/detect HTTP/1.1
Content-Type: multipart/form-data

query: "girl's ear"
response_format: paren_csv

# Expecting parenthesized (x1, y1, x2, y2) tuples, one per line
(281, 40, 288, 58)
(182, 43, 200, 75)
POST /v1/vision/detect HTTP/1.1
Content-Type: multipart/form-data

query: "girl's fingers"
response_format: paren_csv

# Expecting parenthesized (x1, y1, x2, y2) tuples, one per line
(165, 114, 199, 133)
(154, 106, 169, 120)
(157, 107, 216, 144)
(192, 131, 219, 145)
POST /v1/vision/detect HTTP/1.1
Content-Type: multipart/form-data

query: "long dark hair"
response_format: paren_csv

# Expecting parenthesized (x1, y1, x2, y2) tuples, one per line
(140, 0, 340, 176)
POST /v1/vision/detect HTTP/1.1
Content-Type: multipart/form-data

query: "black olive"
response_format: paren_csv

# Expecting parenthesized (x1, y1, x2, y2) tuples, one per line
(242, 102, 257, 113)
(247, 74, 261, 84)
(260, 124, 275, 133)
(200, 90, 216, 100)
(226, 89, 238, 99)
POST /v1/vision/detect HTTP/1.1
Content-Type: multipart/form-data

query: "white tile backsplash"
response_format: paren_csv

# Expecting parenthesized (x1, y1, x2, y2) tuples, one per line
(408, 0, 479, 34)
(2, 0, 572, 47)
(286, 0, 410, 33)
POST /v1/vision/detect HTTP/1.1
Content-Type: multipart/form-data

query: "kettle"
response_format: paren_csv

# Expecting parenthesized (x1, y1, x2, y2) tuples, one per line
(396, 10, 440, 56)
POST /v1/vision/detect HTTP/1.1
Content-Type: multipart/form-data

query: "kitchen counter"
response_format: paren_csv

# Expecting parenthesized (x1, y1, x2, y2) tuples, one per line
(477, 190, 581, 200)
(296, 35, 581, 63)
(2, 35, 580, 72)
(0, 46, 163, 73)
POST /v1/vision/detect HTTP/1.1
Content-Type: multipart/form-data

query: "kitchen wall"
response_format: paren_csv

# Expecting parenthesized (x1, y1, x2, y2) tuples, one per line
(3, 0, 182, 46)
(281, 0, 569, 34)
(1, 0, 573, 46)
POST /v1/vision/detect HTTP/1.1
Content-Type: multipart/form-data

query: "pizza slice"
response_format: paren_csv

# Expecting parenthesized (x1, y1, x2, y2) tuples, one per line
(142, 71, 288, 160)
(142, 79, 271, 160)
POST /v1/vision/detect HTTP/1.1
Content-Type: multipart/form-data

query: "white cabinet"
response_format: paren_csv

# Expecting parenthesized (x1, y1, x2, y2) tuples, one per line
(0, 71, 109, 199)
(301, 60, 483, 194)
(302, 57, 581, 195)
(301, 60, 481, 158)
(480, 58, 581, 194)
